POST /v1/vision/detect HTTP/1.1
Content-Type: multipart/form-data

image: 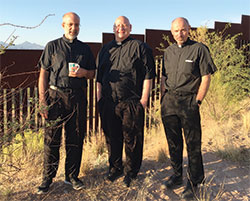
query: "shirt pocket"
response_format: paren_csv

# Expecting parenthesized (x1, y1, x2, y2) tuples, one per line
(183, 58, 200, 78)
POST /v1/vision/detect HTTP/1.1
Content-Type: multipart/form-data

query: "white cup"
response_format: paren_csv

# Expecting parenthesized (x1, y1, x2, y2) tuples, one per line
(68, 63, 80, 72)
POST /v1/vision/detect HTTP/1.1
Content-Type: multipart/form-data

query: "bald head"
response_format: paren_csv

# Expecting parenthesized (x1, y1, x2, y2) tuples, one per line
(114, 16, 130, 25)
(63, 12, 80, 22)
(171, 17, 190, 27)
(113, 16, 132, 42)
(62, 12, 80, 41)
(171, 17, 190, 46)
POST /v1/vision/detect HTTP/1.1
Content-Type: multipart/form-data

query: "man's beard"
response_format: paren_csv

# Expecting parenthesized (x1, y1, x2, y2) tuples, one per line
(66, 31, 78, 40)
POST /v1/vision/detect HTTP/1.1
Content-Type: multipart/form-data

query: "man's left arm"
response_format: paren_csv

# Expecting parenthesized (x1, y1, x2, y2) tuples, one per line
(196, 74, 211, 105)
(140, 79, 152, 109)
(139, 42, 156, 108)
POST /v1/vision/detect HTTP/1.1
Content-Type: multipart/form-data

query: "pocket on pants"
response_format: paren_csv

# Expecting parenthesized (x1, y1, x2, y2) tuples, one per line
(190, 94, 199, 110)
(97, 97, 105, 115)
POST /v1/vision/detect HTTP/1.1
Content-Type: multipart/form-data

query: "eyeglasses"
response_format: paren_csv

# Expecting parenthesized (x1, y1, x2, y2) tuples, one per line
(64, 23, 80, 28)
(114, 24, 129, 29)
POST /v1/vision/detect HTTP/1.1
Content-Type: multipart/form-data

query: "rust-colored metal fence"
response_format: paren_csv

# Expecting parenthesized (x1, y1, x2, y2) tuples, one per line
(1, 14, 249, 139)
(0, 58, 162, 137)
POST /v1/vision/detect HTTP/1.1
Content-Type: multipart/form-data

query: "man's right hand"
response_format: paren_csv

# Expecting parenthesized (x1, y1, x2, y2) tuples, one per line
(38, 68, 49, 119)
(39, 100, 48, 119)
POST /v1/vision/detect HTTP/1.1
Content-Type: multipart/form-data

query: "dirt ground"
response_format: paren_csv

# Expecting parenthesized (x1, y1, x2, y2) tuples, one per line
(0, 119, 250, 201)
(4, 139, 249, 201)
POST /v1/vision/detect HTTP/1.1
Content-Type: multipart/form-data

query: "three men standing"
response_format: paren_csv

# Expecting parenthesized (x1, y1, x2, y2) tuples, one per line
(37, 13, 216, 200)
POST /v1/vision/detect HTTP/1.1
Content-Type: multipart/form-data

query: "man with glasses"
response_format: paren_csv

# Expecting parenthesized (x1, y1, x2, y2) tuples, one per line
(37, 12, 96, 194)
(96, 16, 156, 187)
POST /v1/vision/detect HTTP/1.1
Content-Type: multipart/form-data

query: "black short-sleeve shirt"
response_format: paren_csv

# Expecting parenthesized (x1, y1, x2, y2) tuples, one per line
(96, 37, 156, 102)
(162, 38, 217, 93)
(38, 35, 96, 89)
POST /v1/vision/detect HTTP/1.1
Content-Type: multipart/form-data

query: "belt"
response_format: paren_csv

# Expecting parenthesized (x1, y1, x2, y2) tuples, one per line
(50, 85, 73, 93)
(167, 89, 195, 96)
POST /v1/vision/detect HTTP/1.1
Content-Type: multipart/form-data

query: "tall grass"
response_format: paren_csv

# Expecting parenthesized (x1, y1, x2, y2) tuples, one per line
(201, 98, 250, 164)
(195, 176, 225, 201)
(80, 133, 108, 175)
(0, 129, 44, 198)
(0, 98, 249, 200)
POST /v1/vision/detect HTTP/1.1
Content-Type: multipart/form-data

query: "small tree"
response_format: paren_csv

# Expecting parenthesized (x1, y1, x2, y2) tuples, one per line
(0, 14, 54, 181)
(189, 25, 250, 121)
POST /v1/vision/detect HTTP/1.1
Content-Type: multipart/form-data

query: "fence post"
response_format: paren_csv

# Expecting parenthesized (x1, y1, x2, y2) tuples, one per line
(34, 87, 38, 131)
(3, 89, 7, 136)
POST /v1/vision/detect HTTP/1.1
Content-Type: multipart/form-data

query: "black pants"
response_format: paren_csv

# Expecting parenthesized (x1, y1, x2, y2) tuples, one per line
(43, 88, 87, 180)
(98, 98, 144, 178)
(161, 93, 204, 185)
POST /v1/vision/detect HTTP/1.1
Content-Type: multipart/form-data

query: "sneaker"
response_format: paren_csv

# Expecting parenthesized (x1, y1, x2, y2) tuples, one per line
(182, 180, 197, 199)
(123, 175, 136, 187)
(37, 178, 52, 194)
(64, 177, 84, 190)
(164, 175, 183, 188)
(106, 169, 123, 182)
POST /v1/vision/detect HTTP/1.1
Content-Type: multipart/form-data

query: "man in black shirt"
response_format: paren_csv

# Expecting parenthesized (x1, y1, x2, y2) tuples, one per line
(37, 12, 96, 194)
(161, 17, 217, 199)
(96, 16, 156, 187)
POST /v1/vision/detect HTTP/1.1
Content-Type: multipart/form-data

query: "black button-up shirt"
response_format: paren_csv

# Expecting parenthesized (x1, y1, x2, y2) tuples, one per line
(38, 35, 96, 89)
(97, 37, 156, 102)
(162, 38, 217, 94)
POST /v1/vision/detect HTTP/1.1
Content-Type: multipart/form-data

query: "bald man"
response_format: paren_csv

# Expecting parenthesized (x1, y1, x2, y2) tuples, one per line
(37, 12, 96, 194)
(160, 17, 217, 199)
(96, 16, 156, 187)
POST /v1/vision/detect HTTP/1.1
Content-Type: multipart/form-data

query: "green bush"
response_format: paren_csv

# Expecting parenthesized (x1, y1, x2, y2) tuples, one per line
(189, 25, 250, 121)
(1, 129, 43, 160)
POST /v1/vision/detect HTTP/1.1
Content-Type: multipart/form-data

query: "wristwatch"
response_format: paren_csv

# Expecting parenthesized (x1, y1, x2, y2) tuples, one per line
(196, 100, 202, 105)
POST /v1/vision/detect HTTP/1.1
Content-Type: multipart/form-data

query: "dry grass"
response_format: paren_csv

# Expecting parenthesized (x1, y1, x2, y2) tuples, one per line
(0, 130, 44, 200)
(201, 100, 250, 164)
(194, 176, 225, 201)
(0, 100, 249, 200)
(80, 133, 108, 175)
(157, 148, 169, 163)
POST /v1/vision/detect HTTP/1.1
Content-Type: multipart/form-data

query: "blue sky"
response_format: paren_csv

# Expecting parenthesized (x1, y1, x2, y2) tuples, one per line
(0, 0, 249, 46)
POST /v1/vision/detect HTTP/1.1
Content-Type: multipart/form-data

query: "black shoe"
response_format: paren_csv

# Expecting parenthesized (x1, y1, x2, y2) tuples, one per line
(164, 175, 182, 188)
(64, 177, 84, 190)
(123, 175, 136, 187)
(182, 180, 197, 200)
(106, 169, 123, 182)
(37, 178, 52, 194)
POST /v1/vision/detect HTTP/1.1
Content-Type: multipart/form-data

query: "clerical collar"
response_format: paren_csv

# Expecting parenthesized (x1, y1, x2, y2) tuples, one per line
(115, 36, 131, 46)
(63, 35, 77, 43)
(177, 38, 191, 48)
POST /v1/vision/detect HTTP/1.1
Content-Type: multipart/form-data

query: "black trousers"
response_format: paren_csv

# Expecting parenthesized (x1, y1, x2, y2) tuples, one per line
(43, 88, 87, 180)
(98, 98, 144, 178)
(161, 93, 204, 185)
